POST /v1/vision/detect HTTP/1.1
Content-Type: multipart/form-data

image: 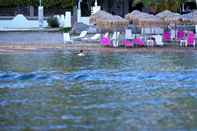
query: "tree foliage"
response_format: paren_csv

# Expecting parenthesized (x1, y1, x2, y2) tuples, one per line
(132, 0, 196, 13)
(0, 0, 74, 9)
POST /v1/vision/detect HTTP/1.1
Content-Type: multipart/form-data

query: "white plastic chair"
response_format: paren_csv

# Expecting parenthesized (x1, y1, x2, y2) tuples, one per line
(180, 39, 187, 47)
(112, 32, 120, 47)
(153, 35, 164, 46)
(125, 29, 133, 40)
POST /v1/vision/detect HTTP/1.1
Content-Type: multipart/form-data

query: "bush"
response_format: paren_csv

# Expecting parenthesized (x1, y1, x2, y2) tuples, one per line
(47, 16, 59, 28)
(59, 27, 71, 33)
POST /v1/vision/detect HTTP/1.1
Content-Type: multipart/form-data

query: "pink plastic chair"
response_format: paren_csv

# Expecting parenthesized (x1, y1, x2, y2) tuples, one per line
(187, 32, 195, 47)
(100, 36, 111, 47)
(122, 40, 133, 47)
(177, 31, 185, 41)
(162, 32, 171, 42)
(132, 38, 145, 47)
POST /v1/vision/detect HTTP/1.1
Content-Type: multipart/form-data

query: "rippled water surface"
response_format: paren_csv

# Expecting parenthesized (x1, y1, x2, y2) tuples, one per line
(0, 50, 197, 130)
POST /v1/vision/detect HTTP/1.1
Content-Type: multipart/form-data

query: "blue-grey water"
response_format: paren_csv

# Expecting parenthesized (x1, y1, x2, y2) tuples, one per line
(0, 50, 197, 131)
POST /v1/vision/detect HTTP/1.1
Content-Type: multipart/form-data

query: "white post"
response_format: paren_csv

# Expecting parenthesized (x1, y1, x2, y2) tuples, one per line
(38, 0, 44, 28)
(77, 0, 82, 23)
(64, 12, 71, 28)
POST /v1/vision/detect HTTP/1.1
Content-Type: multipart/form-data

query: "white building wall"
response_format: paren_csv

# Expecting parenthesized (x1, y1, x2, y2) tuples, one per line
(0, 14, 48, 29)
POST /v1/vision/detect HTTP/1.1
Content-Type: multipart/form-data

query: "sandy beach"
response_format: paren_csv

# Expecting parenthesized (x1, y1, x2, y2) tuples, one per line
(0, 42, 196, 54)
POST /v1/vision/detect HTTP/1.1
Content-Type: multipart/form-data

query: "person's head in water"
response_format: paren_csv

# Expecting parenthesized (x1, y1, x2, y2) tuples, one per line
(80, 50, 83, 53)
(78, 49, 85, 56)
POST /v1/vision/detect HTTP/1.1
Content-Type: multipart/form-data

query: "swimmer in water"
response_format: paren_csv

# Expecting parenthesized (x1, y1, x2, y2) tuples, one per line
(77, 49, 85, 56)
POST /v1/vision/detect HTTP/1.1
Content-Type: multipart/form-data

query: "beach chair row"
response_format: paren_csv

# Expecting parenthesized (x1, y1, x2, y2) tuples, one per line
(63, 30, 196, 48)
(101, 30, 196, 48)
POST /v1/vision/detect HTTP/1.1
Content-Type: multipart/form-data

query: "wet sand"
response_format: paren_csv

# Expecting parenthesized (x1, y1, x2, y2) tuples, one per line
(0, 43, 196, 54)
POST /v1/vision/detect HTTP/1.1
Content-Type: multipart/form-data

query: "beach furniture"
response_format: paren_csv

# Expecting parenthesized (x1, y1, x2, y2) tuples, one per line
(100, 33, 111, 46)
(187, 32, 196, 47)
(63, 33, 73, 44)
(177, 31, 185, 41)
(162, 32, 171, 42)
(132, 37, 145, 47)
(72, 31, 88, 40)
(171, 29, 176, 40)
(122, 29, 134, 47)
(90, 34, 101, 40)
(178, 31, 185, 46)
(112, 32, 120, 47)
(122, 39, 133, 47)
(82, 33, 101, 41)
(153, 35, 164, 46)
(125, 29, 134, 40)
(180, 39, 187, 47)
(146, 38, 155, 47)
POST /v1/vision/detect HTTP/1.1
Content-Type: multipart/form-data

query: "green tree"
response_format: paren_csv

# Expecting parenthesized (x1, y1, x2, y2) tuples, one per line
(0, 0, 74, 9)
(132, 0, 196, 13)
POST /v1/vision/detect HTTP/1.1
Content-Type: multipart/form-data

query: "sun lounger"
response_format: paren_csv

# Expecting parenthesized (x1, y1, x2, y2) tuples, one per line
(82, 33, 101, 42)
(72, 31, 88, 40)
(90, 34, 101, 40)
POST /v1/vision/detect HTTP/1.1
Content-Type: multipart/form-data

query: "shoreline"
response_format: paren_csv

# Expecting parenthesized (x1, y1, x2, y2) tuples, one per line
(0, 43, 196, 54)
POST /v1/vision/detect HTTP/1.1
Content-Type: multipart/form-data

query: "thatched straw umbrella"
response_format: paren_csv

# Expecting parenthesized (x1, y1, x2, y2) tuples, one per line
(137, 15, 164, 28)
(90, 10, 129, 31)
(90, 10, 129, 46)
(90, 10, 112, 25)
(156, 10, 181, 25)
(156, 10, 182, 39)
(96, 16, 129, 30)
(125, 10, 151, 25)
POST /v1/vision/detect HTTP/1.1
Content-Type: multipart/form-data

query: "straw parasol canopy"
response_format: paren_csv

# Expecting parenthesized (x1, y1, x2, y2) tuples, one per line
(90, 10, 112, 24)
(125, 10, 151, 25)
(125, 10, 164, 28)
(90, 10, 129, 31)
(137, 15, 164, 28)
(156, 10, 181, 24)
